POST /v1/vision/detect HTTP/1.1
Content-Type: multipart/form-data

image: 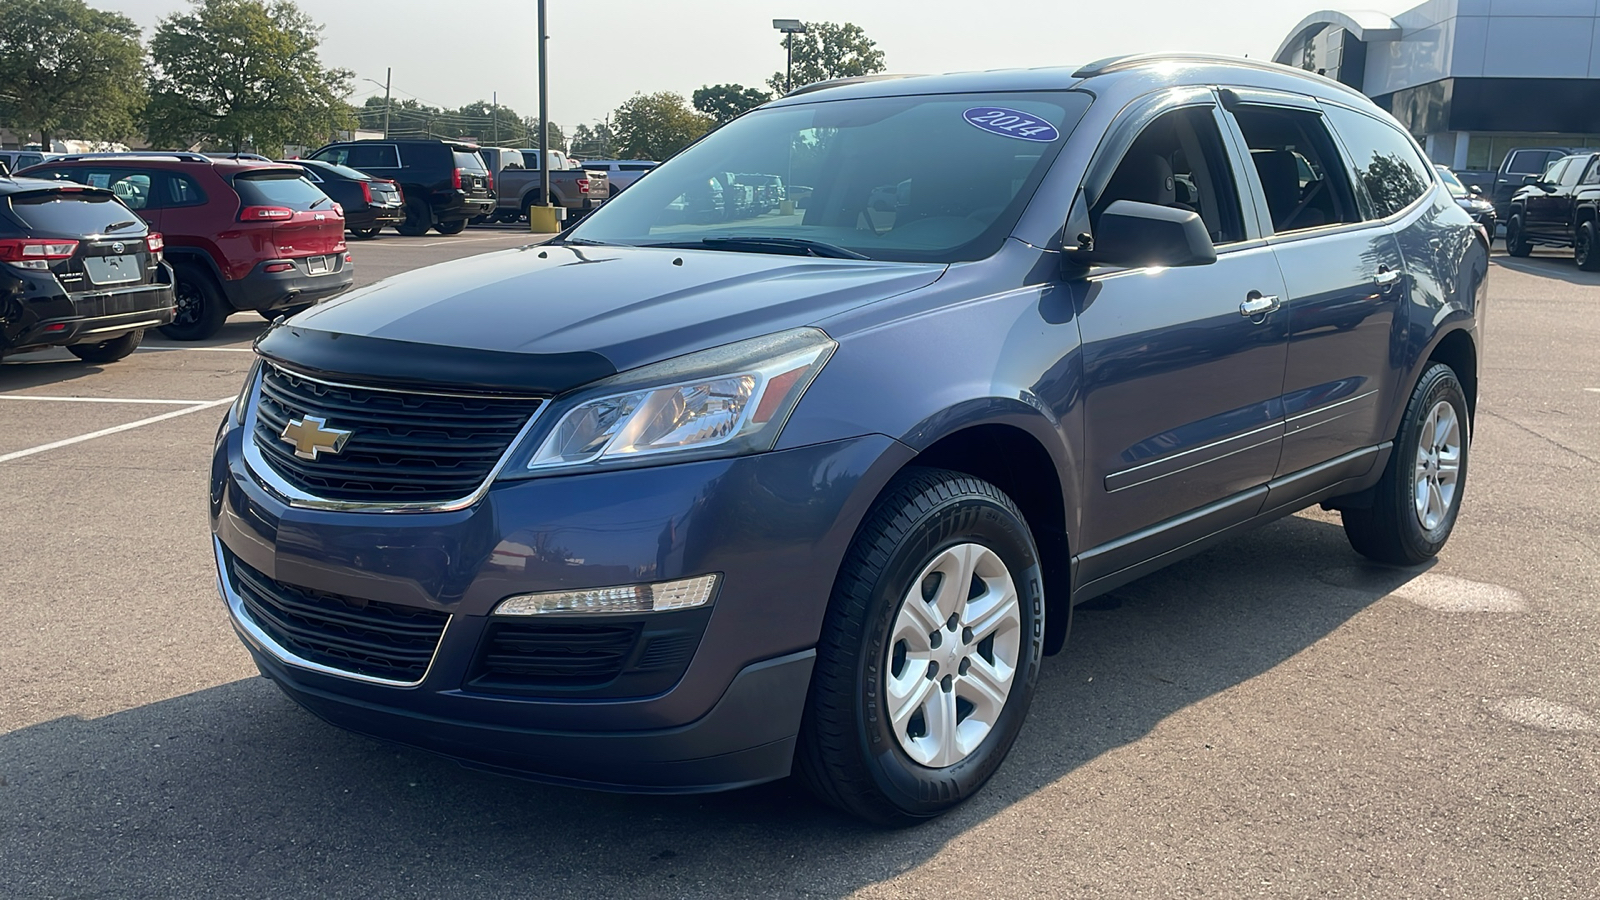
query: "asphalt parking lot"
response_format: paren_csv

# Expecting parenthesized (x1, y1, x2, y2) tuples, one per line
(2, 237, 1597, 898)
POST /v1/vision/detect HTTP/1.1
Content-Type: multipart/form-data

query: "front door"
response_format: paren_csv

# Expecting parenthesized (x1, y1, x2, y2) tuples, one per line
(1071, 101, 1289, 586)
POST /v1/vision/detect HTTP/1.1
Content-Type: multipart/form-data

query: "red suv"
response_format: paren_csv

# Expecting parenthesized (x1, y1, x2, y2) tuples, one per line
(20, 152, 354, 340)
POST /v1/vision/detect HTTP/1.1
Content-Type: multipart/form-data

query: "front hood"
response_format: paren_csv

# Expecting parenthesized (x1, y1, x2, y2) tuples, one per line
(258, 244, 945, 395)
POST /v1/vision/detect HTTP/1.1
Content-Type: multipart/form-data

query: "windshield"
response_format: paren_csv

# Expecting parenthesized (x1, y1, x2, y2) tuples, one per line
(7, 190, 143, 235)
(234, 172, 331, 210)
(1437, 167, 1468, 198)
(569, 91, 1091, 262)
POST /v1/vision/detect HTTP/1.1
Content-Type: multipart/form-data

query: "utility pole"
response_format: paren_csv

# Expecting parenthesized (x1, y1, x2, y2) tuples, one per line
(538, 0, 550, 210)
(492, 91, 499, 145)
(382, 67, 392, 138)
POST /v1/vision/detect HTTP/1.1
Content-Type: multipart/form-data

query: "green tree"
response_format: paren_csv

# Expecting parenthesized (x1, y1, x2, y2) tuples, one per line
(569, 122, 616, 159)
(692, 83, 771, 126)
(612, 91, 712, 161)
(526, 118, 565, 153)
(0, 0, 146, 149)
(767, 22, 886, 94)
(145, 0, 354, 155)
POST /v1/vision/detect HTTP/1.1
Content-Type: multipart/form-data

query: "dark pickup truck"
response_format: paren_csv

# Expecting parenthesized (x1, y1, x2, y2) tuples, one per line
(1455, 146, 1573, 221)
(493, 161, 610, 224)
(1505, 150, 1600, 269)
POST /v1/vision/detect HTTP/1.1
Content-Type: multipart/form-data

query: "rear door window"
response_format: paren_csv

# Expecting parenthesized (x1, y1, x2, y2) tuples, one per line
(7, 190, 143, 235)
(233, 172, 331, 210)
(344, 144, 400, 169)
(1321, 105, 1434, 219)
(163, 173, 207, 207)
(1230, 104, 1362, 231)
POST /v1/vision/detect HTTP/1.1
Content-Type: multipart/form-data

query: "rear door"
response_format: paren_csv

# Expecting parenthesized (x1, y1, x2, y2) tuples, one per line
(1221, 93, 1410, 479)
(1071, 91, 1290, 585)
(233, 170, 344, 257)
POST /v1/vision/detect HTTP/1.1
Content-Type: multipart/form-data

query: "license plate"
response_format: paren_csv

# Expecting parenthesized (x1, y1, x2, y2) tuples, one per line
(84, 254, 140, 285)
(306, 255, 329, 275)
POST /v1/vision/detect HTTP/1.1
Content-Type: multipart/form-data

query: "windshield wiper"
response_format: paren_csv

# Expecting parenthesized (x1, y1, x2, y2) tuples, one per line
(644, 236, 870, 260)
(562, 237, 610, 246)
(104, 220, 141, 233)
(309, 196, 330, 209)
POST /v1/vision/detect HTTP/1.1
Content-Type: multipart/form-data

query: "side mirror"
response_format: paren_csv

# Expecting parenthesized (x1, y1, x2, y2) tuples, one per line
(1468, 184, 1483, 195)
(1068, 200, 1217, 269)
(1522, 173, 1540, 184)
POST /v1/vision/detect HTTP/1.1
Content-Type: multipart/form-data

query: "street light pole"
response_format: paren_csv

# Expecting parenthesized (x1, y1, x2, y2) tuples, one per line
(382, 67, 392, 138)
(773, 20, 807, 93)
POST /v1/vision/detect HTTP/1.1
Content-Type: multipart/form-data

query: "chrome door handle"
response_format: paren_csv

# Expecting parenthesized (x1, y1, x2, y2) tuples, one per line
(1374, 268, 1402, 286)
(1240, 292, 1280, 318)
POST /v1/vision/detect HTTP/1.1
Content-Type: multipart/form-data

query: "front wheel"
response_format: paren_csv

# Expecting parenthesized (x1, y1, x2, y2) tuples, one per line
(396, 199, 431, 236)
(797, 468, 1044, 826)
(1575, 221, 1600, 271)
(67, 328, 143, 363)
(1505, 215, 1532, 257)
(434, 218, 467, 235)
(1342, 362, 1470, 565)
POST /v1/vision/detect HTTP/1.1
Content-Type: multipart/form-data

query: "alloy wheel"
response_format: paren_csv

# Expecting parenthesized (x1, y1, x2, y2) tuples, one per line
(884, 542, 1022, 768)
(1413, 399, 1463, 532)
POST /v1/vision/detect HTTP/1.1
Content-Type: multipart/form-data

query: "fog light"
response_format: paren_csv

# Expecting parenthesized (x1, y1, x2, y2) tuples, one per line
(494, 574, 719, 616)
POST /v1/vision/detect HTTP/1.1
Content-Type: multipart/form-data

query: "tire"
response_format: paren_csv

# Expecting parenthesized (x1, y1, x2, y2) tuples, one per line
(1341, 362, 1470, 566)
(1505, 214, 1532, 257)
(434, 218, 467, 235)
(158, 264, 228, 341)
(396, 199, 431, 236)
(349, 227, 382, 240)
(67, 328, 142, 363)
(468, 215, 489, 226)
(796, 467, 1045, 826)
(1575, 221, 1600, 271)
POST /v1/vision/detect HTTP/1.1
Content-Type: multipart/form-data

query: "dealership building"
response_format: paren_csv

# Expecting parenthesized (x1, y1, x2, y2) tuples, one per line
(1274, 1, 1600, 170)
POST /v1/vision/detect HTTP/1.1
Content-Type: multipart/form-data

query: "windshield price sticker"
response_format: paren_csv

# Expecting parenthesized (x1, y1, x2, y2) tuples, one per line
(963, 107, 1060, 142)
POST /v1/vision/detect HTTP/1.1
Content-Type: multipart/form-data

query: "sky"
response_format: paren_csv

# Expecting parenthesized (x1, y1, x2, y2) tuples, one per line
(100, 0, 1423, 128)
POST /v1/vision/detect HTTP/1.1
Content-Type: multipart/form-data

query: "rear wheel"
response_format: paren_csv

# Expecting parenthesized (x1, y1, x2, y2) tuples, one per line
(158, 264, 228, 341)
(434, 218, 467, 235)
(67, 328, 142, 363)
(396, 199, 431, 236)
(1341, 362, 1470, 565)
(1575, 221, 1600, 271)
(797, 468, 1044, 826)
(1505, 215, 1532, 257)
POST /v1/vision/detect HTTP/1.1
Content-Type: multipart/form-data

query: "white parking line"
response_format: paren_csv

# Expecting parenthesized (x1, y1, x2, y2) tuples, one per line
(0, 396, 233, 464)
(1587, 388, 1600, 393)
(0, 395, 215, 405)
(417, 235, 538, 247)
(135, 345, 256, 353)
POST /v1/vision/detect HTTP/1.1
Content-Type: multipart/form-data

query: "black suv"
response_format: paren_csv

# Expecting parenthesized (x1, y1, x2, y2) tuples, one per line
(1, 176, 173, 363)
(1505, 151, 1600, 268)
(308, 140, 494, 236)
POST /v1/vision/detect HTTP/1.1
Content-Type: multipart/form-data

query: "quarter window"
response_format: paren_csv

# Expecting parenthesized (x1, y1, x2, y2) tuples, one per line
(1231, 105, 1362, 231)
(1094, 106, 1246, 245)
(1317, 105, 1432, 219)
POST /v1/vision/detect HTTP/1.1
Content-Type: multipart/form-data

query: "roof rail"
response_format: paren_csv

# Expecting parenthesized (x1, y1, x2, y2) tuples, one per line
(1072, 52, 1296, 79)
(52, 151, 212, 164)
(784, 73, 920, 97)
(204, 152, 273, 162)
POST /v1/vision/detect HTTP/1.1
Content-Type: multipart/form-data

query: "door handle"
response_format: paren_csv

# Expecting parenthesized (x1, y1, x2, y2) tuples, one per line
(1240, 291, 1280, 318)
(1373, 267, 1402, 286)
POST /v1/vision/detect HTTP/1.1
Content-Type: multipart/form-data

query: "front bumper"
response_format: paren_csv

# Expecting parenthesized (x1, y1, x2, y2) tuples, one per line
(1, 263, 175, 353)
(211, 416, 911, 791)
(222, 256, 355, 312)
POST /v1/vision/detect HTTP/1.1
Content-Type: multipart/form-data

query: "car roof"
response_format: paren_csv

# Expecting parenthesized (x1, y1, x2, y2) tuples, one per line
(0, 175, 119, 197)
(41, 152, 303, 175)
(766, 52, 1377, 113)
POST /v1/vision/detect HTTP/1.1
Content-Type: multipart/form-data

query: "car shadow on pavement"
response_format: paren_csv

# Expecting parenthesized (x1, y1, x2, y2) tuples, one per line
(1492, 254, 1600, 287)
(0, 513, 1428, 898)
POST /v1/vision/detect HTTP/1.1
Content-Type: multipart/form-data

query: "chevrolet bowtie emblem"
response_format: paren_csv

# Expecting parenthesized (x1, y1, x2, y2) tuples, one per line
(279, 415, 351, 460)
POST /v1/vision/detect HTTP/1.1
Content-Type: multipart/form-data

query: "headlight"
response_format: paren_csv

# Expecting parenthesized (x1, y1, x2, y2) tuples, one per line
(506, 327, 835, 475)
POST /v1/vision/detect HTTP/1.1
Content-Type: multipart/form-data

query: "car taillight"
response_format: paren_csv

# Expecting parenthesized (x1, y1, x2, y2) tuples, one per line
(452, 168, 462, 190)
(360, 181, 373, 204)
(147, 232, 164, 262)
(0, 238, 79, 269)
(577, 178, 590, 194)
(239, 206, 293, 221)
(487, 171, 495, 191)
(332, 202, 344, 217)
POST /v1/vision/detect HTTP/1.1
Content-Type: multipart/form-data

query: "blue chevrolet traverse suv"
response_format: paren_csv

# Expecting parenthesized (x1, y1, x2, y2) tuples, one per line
(210, 54, 1487, 825)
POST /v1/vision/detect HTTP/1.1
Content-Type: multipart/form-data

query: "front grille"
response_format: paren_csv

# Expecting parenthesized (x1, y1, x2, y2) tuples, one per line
(251, 364, 540, 503)
(227, 550, 449, 682)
